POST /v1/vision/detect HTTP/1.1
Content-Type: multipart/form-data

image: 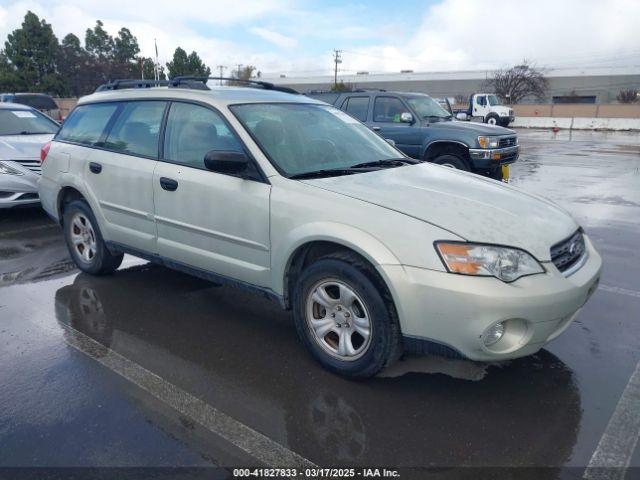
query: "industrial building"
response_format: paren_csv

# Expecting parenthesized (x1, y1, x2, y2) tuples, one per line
(264, 65, 640, 104)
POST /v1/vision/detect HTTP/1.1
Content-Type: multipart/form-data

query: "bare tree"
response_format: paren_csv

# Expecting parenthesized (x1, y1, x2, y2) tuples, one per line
(485, 61, 548, 104)
(616, 88, 639, 104)
(453, 94, 467, 105)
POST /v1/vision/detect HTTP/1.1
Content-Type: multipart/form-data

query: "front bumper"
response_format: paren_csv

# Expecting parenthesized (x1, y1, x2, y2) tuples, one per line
(0, 171, 40, 208)
(379, 234, 602, 361)
(469, 145, 519, 169)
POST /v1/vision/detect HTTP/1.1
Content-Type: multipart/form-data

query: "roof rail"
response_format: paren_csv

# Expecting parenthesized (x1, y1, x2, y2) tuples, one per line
(170, 76, 299, 94)
(95, 77, 299, 94)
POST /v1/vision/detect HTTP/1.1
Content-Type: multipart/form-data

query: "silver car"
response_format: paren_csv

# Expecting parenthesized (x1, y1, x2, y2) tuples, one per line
(0, 103, 59, 208)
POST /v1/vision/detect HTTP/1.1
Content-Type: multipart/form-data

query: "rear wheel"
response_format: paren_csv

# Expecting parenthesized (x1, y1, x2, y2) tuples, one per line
(63, 200, 123, 275)
(433, 154, 469, 171)
(293, 252, 402, 378)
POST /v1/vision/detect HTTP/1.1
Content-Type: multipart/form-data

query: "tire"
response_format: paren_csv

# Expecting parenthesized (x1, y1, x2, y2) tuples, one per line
(63, 199, 123, 275)
(485, 114, 499, 125)
(433, 154, 469, 171)
(293, 251, 402, 378)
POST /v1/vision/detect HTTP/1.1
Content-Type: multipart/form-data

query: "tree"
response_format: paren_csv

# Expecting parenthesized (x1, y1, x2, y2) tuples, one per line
(617, 88, 639, 104)
(166, 47, 210, 78)
(3, 11, 62, 94)
(140, 57, 166, 80)
(113, 27, 140, 77)
(85, 20, 114, 60)
(485, 61, 548, 104)
(57, 33, 91, 96)
(0, 51, 23, 92)
(330, 80, 353, 92)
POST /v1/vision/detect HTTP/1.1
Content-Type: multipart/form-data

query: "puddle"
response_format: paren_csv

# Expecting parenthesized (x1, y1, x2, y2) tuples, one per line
(378, 355, 503, 381)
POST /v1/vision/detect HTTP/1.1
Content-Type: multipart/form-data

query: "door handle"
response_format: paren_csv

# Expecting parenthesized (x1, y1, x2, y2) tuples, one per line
(159, 177, 178, 191)
(89, 162, 102, 174)
(372, 126, 381, 131)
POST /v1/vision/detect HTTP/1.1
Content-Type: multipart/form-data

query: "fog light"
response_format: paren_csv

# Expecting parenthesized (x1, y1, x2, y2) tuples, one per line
(484, 322, 505, 346)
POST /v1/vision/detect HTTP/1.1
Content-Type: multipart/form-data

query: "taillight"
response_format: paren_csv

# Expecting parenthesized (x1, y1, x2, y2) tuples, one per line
(40, 141, 51, 164)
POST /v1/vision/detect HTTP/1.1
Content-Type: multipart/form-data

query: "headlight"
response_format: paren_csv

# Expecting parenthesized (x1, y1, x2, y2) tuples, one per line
(499, 111, 508, 116)
(0, 161, 23, 175)
(477, 136, 499, 149)
(435, 242, 545, 282)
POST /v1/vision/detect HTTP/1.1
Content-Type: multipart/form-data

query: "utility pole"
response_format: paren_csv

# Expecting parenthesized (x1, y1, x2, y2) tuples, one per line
(216, 65, 226, 85)
(333, 49, 342, 89)
(236, 63, 244, 79)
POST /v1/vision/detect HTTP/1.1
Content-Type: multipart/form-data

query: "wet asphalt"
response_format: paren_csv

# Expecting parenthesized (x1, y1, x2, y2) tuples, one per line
(0, 129, 639, 477)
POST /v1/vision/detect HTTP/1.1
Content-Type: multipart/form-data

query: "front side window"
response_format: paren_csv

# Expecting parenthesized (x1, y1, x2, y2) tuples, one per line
(403, 94, 452, 120)
(104, 101, 166, 158)
(232, 103, 401, 176)
(477, 96, 486, 106)
(163, 102, 243, 169)
(0, 109, 59, 136)
(373, 97, 409, 123)
(487, 95, 502, 106)
(57, 103, 118, 145)
(342, 96, 370, 122)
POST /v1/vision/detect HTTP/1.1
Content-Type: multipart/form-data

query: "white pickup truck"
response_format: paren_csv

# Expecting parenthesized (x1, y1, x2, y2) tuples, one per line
(454, 93, 515, 127)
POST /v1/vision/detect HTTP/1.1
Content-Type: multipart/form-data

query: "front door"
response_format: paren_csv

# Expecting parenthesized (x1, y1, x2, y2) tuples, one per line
(369, 96, 421, 158)
(153, 101, 271, 287)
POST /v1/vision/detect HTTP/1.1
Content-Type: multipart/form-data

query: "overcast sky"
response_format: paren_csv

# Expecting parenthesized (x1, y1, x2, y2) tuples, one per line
(0, 0, 639, 77)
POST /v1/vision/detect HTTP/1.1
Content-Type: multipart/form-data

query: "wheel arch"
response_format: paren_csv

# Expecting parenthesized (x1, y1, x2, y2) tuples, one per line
(423, 140, 471, 166)
(275, 225, 401, 310)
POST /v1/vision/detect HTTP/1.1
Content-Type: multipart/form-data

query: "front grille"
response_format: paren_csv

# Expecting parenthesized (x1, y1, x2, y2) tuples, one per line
(498, 136, 517, 148)
(11, 159, 41, 174)
(551, 231, 586, 274)
(0, 191, 13, 198)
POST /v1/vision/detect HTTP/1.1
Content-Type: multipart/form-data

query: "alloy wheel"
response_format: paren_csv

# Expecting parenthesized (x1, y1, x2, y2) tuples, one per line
(69, 213, 97, 263)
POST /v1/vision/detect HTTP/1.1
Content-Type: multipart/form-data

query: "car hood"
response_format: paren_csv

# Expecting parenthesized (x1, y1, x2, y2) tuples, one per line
(425, 119, 514, 136)
(0, 134, 54, 160)
(302, 164, 578, 261)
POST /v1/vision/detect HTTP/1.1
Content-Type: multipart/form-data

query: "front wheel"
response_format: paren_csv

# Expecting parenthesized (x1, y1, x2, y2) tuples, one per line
(485, 114, 499, 125)
(433, 154, 469, 171)
(63, 200, 123, 275)
(293, 252, 402, 378)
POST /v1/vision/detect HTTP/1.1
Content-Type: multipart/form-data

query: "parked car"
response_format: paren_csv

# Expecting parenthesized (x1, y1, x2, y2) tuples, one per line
(306, 90, 517, 180)
(0, 103, 59, 208)
(453, 93, 515, 127)
(0, 93, 63, 122)
(39, 78, 602, 378)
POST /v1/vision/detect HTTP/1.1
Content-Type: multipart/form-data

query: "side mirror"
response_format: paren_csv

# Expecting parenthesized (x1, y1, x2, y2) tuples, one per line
(385, 138, 396, 146)
(204, 150, 249, 175)
(456, 112, 468, 121)
(400, 112, 414, 123)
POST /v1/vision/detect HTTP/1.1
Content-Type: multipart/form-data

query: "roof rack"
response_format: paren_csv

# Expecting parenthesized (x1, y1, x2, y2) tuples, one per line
(95, 77, 298, 94)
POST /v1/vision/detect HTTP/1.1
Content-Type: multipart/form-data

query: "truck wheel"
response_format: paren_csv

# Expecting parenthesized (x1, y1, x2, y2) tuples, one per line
(485, 114, 499, 125)
(433, 154, 469, 171)
(63, 200, 123, 275)
(292, 251, 402, 378)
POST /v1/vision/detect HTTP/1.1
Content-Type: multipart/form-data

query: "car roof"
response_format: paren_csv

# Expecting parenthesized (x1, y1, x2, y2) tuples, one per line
(0, 102, 34, 111)
(79, 85, 325, 108)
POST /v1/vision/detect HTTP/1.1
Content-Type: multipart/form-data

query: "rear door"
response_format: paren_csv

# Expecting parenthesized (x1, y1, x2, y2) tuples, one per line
(79, 101, 166, 252)
(153, 101, 271, 286)
(371, 95, 422, 158)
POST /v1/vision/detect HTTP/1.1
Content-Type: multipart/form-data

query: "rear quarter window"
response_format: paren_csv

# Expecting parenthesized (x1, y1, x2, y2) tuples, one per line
(57, 103, 119, 146)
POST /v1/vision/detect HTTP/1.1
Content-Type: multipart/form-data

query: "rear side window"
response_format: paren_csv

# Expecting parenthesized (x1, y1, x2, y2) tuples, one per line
(342, 96, 369, 122)
(373, 97, 408, 122)
(104, 101, 166, 158)
(57, 103, 118, 146)
(15, 95, 58, 110)
(163, 102, 243, 169)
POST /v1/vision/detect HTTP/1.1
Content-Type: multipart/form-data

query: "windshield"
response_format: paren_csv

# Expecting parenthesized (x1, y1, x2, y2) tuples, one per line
(231, 103, 402, 177)
(487, 95, 502, 106)
(402, 94, 451, 119)
(0, 109, 59, 135)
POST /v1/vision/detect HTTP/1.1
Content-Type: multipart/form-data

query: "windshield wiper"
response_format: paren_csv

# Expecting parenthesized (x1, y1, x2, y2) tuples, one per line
(423, 115, 451, 121)
(289, 167, 375, 180)
(351, 158, 418, 168)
